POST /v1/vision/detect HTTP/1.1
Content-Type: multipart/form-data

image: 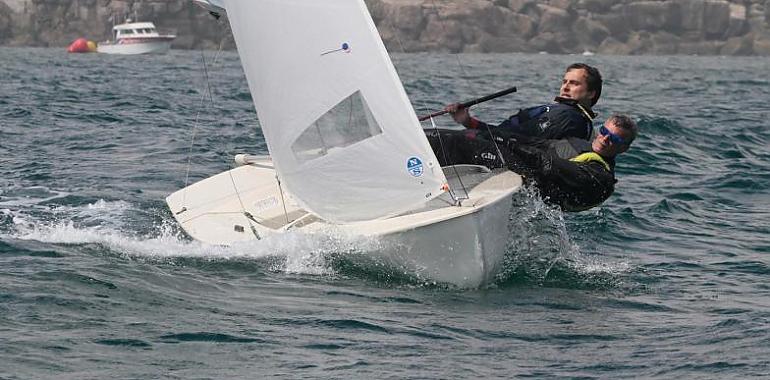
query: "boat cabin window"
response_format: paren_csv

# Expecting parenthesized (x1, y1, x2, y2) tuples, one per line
(120, 29, 134, 35)
(292, 91, 382, 163)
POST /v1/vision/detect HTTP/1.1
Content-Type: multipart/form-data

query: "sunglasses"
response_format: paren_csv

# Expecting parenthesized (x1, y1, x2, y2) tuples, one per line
(599, 126, 627, 145)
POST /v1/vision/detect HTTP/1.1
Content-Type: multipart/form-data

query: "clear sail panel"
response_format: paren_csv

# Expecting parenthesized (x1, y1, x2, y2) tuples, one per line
(292, 91, 382, 163)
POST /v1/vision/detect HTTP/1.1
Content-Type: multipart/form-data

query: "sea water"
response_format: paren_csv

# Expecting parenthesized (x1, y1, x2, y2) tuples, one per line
(1, 47, 769, 378)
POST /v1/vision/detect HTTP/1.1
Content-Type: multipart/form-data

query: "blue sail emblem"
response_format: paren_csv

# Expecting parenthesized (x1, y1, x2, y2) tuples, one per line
(321, 42, 352, 56)
(407, 157, 424, 177)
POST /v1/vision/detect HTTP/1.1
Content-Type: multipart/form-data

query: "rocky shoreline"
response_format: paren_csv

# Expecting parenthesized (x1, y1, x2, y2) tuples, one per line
(1, 0, 769, 55)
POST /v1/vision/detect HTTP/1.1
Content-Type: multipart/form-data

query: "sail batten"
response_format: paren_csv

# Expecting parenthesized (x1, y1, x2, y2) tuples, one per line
(223, 0, 447, 223)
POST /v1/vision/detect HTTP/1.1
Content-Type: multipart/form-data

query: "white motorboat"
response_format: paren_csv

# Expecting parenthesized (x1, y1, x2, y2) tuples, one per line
(168, 0, 523, 287)
(97, 21, 175, 55)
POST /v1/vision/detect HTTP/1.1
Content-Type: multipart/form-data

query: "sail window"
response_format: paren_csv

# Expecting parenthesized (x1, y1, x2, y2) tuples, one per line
(291, 91, 382, 163)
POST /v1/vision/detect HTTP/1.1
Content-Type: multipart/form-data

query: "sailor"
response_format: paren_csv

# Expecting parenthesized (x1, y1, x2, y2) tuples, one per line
(445, 63, 602, 141)
(426, 114, 638, 212)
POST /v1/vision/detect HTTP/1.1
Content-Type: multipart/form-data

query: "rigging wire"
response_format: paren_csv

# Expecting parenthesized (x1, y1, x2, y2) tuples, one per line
(383, 7, 467, 203)
(181, 44, 224, 203)
(180, 16, 228, 211)
(180, 16, 267, 237)
(387, 1, 511, 203)
(431, 0, 505, 167)
(424, 0, 509, 166)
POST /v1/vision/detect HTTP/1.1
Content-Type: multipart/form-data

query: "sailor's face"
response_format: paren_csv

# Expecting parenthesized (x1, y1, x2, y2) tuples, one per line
(593, 119, 632, 157)
(560, 68, 594, 107)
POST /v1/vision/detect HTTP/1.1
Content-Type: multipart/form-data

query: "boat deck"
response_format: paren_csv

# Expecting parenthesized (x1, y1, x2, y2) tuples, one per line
(257, 165, 498, 230)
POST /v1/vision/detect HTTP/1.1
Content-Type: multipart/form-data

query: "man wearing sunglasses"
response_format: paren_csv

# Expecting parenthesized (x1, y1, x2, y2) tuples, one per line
(445, 63, 602, 141)
(428, 114, 638, 211)
(503, 114, 638, 211)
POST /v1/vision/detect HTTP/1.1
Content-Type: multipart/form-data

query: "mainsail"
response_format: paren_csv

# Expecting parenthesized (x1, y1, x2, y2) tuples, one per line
(219, 0, 448, 223)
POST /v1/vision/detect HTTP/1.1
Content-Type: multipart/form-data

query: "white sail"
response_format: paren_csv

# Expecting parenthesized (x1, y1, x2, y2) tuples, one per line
(222, 0, 447, 223)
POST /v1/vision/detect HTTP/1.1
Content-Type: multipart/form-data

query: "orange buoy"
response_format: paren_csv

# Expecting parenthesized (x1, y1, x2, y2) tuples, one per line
(67, 38, 96, 53)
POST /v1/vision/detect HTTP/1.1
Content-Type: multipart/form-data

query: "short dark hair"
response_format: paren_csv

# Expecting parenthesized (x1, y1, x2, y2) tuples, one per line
(607, 114, 638, 144)
(566, 63, 602, 106)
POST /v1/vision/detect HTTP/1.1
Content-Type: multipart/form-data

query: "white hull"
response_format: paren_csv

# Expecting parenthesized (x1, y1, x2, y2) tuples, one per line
(166, 158, 522, 287)
(97, 41, 171, 55)
(344, 183, 516, 287)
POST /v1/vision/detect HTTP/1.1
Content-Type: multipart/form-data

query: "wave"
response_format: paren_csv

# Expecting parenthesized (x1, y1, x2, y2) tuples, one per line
(0, 182, 630, 290)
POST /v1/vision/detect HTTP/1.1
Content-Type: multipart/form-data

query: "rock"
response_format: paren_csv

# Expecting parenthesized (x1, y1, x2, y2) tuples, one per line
(649, 31, 680, 55)
(720, 35, 754, 55)
(478, 33, 528, 52)
(0, 1, 12, 43)
(1, 0, 770, 55)
(678, 40, 724, 55)
(537, 4, 573, 35)
(766, 0, 770, 25)
(391, 2, 425, 40)
(753, 36, 770, 54)
(528, 31, 570, 54)
(572, 16, 610, 47)
(546, 0, 574, 10)
(593, 12, 630, 42)
(500, 13, 537, 40)
(681, 0, 706, 31)
(473, 3, 509, 37)
(578, 0, 615, 14)
(597, 36, 632, 55)
(420, 15, 464, 52)
(725, 16, 749, 38)
(622, 1, 682, 33)
(506, 0, 536, 13)
(624, 31, 655, 55)
(703, 0, 731, 38)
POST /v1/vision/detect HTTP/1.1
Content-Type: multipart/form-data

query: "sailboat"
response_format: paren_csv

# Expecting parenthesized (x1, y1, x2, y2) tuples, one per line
(169, 0, 523, 287)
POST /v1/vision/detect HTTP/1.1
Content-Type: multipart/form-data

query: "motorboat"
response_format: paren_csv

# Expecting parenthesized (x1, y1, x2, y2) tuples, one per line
(97, 21, 175, 55)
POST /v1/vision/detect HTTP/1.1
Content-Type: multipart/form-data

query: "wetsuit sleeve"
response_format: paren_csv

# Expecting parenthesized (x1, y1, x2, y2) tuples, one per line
(467, 112, 519, 131)
(495, 114, 521, 130)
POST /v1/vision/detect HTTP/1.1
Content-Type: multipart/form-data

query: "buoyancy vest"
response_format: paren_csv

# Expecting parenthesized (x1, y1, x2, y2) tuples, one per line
(503, 97, 596, 141)
(548, 139, 611, 170)
(570, 152, 610, 171)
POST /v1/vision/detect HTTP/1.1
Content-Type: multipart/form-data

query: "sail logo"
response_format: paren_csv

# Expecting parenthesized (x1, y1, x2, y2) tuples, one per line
(407, 157, 424, 177)
(321, 42, 352, 56)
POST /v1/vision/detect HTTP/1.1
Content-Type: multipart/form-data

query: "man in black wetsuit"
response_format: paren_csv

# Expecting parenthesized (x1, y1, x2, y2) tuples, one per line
(445, 63, 602, 141)
(426, 114, 638, 211)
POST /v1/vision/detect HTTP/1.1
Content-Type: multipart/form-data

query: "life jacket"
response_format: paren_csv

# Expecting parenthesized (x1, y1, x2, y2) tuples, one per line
(547, 138, 606, 164)
(513, 97, 596, 140)
(570, 152, 610, 171)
